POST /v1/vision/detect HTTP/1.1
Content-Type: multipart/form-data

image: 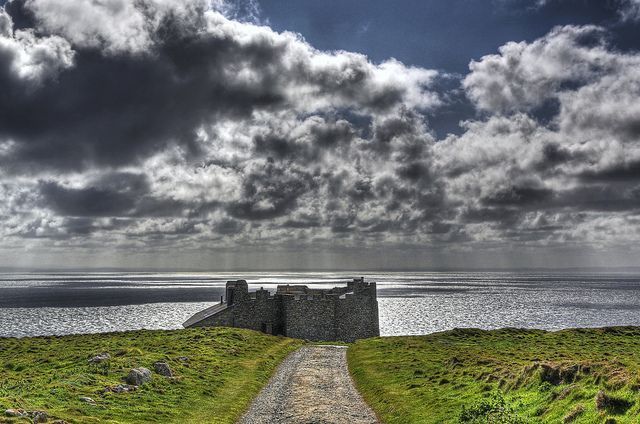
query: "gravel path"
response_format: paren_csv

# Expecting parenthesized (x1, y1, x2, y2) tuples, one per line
(238, 345, 379, 424)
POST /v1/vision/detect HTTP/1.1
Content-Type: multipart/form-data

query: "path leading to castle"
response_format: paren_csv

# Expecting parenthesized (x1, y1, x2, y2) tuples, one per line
(238, 345, 379, 424)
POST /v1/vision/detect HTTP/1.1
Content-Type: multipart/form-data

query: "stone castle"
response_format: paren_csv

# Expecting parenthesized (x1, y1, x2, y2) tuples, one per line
(183, 277, 379, 342)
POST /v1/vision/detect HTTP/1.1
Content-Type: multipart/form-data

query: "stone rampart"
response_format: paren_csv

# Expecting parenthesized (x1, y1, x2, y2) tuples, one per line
(184, 278, 379, 342)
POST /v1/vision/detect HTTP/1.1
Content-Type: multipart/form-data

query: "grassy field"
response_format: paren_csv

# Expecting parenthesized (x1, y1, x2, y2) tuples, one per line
(0, 327, 303, 423)
(348, 327, 640, 424)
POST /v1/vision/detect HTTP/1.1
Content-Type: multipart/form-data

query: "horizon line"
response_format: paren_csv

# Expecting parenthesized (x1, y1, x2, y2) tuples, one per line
(2, 266, 640, 273)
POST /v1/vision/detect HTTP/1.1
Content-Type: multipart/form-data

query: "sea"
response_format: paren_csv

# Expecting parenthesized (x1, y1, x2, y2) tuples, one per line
(2, 271, 640, 338)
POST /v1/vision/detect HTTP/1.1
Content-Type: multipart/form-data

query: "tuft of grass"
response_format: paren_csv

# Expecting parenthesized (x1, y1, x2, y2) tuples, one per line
(348, 327, 640, 423)
(563, 404, 585, 423)
(459, 392, 526, 423)
(0, 327, 303, 423)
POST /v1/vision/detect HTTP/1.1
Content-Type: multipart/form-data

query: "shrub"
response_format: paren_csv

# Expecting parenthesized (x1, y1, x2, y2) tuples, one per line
(459, 392, 526, 424)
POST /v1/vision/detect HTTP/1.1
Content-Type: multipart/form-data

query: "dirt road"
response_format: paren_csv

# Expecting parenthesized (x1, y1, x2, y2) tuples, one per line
(238, 345, 379, 424)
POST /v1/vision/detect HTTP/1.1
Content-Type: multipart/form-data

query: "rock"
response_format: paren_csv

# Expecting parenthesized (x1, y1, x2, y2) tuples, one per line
(126, 367, 152, 386)
(105, 384, 137, 393)
(88, 352, 111, 363)
(32, 411, 48, 423)
(176, 356, 189, 362)
(79, 396, 96, 404)
(153, 361, 173, 377)
(5, 409, 28, 417)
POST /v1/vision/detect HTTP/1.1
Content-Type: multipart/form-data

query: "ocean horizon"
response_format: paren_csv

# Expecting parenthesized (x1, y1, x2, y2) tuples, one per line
(3, 270, 640, 338)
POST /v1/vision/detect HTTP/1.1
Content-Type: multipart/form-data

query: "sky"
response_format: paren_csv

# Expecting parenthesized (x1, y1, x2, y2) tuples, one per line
(0, 0, 640, 270)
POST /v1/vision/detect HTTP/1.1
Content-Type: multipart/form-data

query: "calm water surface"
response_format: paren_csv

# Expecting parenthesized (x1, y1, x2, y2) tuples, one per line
(1, 271, 640, 337)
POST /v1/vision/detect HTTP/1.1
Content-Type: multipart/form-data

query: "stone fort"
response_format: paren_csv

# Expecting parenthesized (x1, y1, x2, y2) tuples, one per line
(183, 277, 379, 342)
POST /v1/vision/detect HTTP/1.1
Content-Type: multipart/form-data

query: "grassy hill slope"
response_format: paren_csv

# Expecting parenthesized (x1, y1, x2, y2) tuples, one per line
(0, 327, 303, 423)
(348, 327, 640, 424)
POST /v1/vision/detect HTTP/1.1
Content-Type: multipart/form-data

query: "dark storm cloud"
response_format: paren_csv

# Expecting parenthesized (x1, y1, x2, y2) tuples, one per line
(370, 112, 421, 151)
(0, 0, 436, 172)
(213, 218, 245, 235)
(37, 172, 211, 219)
(580, 161, 640, 182)
(461, 207, 522, 224)
(252, 118, 357, 165)
(483, 185, 554, 207)
(396, 162, 430, 182)
(38, 173, 149, 217)
(309, 119, 355, 147)
(226, 162, 317, 220)
(281, 216, 322, 229)
(557, 185, 640, 212)
(253, 135, 296, 160)
(346, 179, 375, 202)
(0, 15, 283, 170)
(540, 143, 574, 166)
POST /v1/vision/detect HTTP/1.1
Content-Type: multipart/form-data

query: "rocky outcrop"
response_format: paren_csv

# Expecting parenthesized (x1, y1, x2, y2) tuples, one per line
(126, 367, 152, 386)
(104, 384, 137, 393)
(88, 352, 111, 363)
(32, 411, 49, 423)
(5, 409, 49, 422)
(79, 397, 96, 405)
(153, 361, 173, 377)
(5, 409, 28, 417)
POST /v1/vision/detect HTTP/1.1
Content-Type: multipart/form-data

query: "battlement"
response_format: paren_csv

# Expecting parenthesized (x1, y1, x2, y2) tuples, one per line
(183, 277, 380, 342)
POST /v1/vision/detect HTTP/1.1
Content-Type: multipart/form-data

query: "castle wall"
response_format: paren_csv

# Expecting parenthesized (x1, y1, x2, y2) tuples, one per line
(282, 296, 337, 341)
(185, 279, 380, 342)
(335, 284, 379, 342)
(232, 297, 278, 333)
(190, 297, 278, 334)
(189, 304, 235, 327)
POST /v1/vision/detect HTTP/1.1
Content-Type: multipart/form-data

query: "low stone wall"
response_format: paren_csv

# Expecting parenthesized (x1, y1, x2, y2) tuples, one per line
(190, 305, 234, 327)
(192, 298, 278, 334)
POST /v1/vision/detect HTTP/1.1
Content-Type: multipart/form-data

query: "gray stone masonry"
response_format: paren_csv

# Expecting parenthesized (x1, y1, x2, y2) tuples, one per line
(183, 277, 379, 342)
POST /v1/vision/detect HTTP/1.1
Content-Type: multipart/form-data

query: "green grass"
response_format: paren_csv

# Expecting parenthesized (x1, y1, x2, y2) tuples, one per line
(0, 327, 303, 423)
(348, 327, 640, 424)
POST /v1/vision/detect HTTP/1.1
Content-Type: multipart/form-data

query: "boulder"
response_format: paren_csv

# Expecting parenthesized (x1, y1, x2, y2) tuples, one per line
(126, 367, 152, 386)
(105, 384, 137, 393)
(153, 361, 173, 377)
(79, 396, 96, 405)
(32, 411, 48, 423)
(88, 353, 111, 363)
(5, 409, 27, 417)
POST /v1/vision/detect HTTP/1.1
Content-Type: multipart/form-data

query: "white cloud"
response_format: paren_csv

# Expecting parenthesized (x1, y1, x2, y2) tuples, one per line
(25, 0, 208, 53)
(0, 7, 74, 83)
(464, 25, 611, 114)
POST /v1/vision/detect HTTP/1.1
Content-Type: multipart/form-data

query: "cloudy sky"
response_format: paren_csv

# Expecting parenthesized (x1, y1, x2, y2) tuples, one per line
(1, 0, 640, 270)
